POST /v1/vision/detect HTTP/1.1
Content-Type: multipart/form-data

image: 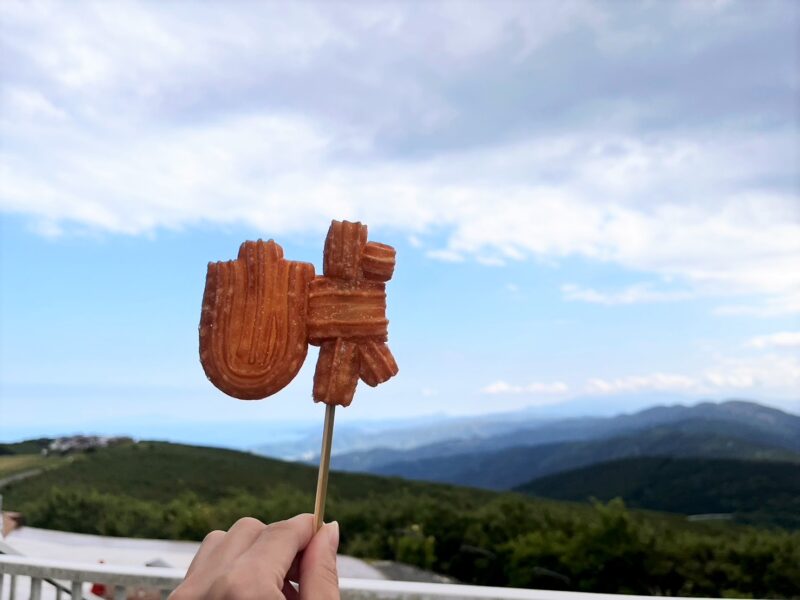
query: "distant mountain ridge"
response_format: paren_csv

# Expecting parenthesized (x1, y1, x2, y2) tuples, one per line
(329, 400, 800, 479)
(320, 400, 800, 530)
(255, 411, 556, 461)
(370, 426, 800, 490)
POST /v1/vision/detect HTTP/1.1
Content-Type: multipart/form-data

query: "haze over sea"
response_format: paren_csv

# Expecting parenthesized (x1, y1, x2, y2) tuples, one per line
(1, 1, 798, 443)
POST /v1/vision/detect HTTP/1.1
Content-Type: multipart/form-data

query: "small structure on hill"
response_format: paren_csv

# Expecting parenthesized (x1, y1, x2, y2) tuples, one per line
(45, 435, 133, 456)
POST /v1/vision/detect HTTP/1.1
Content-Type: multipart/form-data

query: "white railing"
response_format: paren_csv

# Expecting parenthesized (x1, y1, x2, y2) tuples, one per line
(0, 554, 178, 600)
(0, 554, 709, 600)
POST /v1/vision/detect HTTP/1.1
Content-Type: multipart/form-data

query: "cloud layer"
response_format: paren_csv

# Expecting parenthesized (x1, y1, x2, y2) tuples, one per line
(747, 331, 800, 349)
(485, 361, 800, 401)
(1, 0, 798, 316)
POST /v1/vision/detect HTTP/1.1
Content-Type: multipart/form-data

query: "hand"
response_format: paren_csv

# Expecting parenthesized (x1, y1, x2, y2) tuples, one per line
(170, 514, 340, 599)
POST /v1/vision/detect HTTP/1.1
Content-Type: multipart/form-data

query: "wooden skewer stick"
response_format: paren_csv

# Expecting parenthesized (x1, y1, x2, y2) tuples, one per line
(313, 404, 336, 531)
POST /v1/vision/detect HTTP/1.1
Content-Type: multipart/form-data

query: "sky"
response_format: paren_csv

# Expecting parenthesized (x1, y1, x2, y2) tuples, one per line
(1, 0, 799, 441)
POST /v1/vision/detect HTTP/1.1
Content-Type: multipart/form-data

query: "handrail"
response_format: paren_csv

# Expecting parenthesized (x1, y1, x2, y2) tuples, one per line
(0, 554, 716, 600)
(0, 539, 86, 600)
(0, 554, 182, 589)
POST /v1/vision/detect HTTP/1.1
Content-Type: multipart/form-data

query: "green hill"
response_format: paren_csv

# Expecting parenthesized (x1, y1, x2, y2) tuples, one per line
(0, 438, 52, 456)
(1, 440, 482, 506)
(517, 456, 800, 529)
(2, 441, 799, 598)
(0, 454, 52, 478)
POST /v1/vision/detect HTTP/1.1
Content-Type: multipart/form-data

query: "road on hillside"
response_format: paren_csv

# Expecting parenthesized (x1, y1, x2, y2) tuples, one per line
(0, 469, 42, 490)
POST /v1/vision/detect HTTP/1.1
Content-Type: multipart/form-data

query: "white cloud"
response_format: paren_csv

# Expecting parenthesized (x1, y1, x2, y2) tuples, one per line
(476, 255, 506, 267)
(482, 380, 569, 395)
(561, 283, 694, 305)
(747, 332, 800, 349)
(2, 86, 67, 121)
(585, 373, 697, 395)
(425, 249, 465, 263)
(1, 0, 798, 318)
(408, 234, 423, 248)
(582, 354, 800, 398)
(714, 295, 800, 318)
(703, 354, 800, 392)
(487, 343, 800, 399)
(2, 115, 797, 318)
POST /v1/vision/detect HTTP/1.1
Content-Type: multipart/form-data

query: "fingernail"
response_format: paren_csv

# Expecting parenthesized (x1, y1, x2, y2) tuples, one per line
(326, 521, 339, 553)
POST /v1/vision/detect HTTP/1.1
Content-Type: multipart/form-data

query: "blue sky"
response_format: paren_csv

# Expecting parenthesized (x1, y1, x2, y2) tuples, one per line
(1, 0, 799, 440)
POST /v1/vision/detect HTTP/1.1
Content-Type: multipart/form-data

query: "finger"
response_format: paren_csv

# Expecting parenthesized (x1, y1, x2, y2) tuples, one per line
(185, 529, 224, 577)
(237, 513, 316, 590)
(298, 521, 340, 600)
(215, 517, 269, 563)
(185, 517, 266, 590)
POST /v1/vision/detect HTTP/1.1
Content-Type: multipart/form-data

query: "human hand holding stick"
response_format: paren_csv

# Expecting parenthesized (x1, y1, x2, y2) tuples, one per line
(170, 514, 340, 600)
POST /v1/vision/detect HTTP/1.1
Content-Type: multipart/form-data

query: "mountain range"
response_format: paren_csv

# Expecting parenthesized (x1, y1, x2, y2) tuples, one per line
(4, 399, 799, 536)
(251, 392, 725, 461)
(323, 400, 800, 492)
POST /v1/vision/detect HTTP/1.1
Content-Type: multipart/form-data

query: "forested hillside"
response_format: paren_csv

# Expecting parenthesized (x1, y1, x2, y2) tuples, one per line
(517, 456, 800, 529)
(2, 441, 798, 598)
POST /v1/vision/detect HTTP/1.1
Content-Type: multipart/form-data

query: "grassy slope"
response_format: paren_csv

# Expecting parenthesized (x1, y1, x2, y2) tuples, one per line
(1, 441, 495, 508)
(0, 455, 52, 478)
(5, 442, 797, 530)
(1, 441, 769, 539)
(517, 456, 800, 528)
(3, 441, 718, 535)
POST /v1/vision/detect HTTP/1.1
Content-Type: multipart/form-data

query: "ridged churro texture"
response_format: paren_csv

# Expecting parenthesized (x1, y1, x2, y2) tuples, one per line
(199, 240, 315, 400)
(199, 220, 398, 406)
(310, 221, 398, 406)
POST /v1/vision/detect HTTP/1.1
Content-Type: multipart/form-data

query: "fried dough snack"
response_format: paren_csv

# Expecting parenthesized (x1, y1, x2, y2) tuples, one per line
(199, 240, 315, 400)
(199, 220, 398, 406)
(310, 220, 398, 406)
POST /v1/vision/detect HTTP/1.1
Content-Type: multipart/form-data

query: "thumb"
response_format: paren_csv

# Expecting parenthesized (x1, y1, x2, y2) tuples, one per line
(298, 521, 340, 600)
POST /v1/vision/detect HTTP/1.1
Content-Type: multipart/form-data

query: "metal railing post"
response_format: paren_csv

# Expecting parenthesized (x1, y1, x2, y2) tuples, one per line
(30, 577, 43, 600)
